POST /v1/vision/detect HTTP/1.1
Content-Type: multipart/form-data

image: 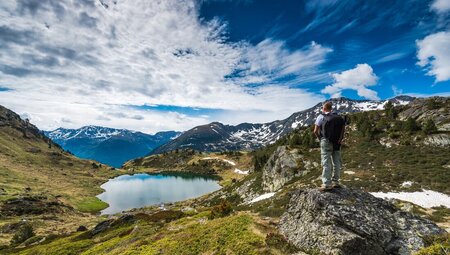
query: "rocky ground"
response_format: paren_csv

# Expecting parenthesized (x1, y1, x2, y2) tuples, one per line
(280, 188, 445, 255)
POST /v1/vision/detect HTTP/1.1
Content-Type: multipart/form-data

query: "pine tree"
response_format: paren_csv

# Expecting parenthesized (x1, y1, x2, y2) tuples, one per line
(289, 133, 301, 147)
(422, 119, 437, 134)
(403, 117, 420, 133)
(384, 101, 399, 119)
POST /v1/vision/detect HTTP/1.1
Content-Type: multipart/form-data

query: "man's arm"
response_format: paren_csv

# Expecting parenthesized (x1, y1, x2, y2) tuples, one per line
(313, 114, 323, 139)
(338, 125, 345, 144)
(314, 125, 320, 139)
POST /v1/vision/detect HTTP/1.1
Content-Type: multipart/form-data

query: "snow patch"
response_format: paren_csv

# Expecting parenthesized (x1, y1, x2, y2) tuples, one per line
(201, 157, 236, 166)
(401, 181, 413, 188)
(344, 171, 355, 175)
(249, 193, 276, 203)
(234, 168, 248, 175)
(222, 159, 236, 166)
(370, 190, 450, 208)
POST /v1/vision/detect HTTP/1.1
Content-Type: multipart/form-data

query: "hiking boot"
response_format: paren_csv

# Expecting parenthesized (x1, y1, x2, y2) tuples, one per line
(319, 185, 333, 192)
(332, 182, 342, 188)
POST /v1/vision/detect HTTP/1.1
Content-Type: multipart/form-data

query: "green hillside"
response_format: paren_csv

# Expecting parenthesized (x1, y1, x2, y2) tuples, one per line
(2, 97, 450, 254)
(0, 106, 119, 247)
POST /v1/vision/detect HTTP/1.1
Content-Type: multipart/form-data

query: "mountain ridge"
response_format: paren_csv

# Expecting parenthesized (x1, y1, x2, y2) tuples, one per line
(151, 95, 415, 154)
(45, 126, 180, 167)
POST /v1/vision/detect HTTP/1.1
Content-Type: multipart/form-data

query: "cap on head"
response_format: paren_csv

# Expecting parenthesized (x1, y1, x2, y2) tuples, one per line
(323, 101, 332, 112)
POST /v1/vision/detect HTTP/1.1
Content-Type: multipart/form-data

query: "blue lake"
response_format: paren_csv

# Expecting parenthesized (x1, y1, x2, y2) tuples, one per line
(97, 173, 221, 214)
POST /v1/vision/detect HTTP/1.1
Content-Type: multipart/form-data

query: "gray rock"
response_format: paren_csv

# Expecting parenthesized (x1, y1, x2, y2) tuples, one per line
(279, 188, 445, 255)
(235, 176, 260, 203)
(262, 146, 314, 192)
(423, 133, 450, 147)
(399, 97, 449, 126)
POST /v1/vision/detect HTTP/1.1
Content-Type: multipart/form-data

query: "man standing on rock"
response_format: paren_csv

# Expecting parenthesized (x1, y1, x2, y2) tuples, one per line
(314, 101, 346, 191)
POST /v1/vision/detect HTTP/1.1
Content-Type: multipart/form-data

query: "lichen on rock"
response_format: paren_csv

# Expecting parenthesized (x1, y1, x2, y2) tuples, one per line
(262, 146, 316, 192)
(279, 188, 445, 255)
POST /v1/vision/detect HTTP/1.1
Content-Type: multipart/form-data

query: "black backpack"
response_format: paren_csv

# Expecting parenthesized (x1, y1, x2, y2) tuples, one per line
(321, 113, 345, 145)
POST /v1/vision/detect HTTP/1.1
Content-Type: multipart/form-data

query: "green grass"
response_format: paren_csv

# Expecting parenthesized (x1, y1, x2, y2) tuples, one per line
(129, 214, 265, 255)
(427, 206, 450, 223)
(13, 212, 271, 255)
(76, 197, 109, 213)
(416, 233, 450, 255)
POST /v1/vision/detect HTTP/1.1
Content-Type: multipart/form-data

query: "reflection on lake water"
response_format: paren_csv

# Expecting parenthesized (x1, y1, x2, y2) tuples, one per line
(97, 173, 221, 214)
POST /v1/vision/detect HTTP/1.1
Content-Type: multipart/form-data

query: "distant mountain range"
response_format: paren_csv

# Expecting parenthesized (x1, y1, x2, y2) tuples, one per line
(151, 96, 415, 154)
(45, 126, 180, 167)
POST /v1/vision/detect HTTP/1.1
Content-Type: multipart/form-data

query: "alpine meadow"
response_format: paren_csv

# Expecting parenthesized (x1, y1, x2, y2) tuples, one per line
(0, 1, 449, 255)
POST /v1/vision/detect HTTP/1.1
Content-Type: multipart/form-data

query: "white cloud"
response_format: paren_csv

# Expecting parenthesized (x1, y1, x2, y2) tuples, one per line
(391, 85, 403, 96)
(431, 0, 450, 13)
(239, 40, 332, 83)
(321, 63, 379, 100)
(416, 31, 450, 82)
(0, 0, 331, 132)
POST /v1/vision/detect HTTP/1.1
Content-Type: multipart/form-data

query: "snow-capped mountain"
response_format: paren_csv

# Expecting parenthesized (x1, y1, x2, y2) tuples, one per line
(46, 126, 129, 140)
(151, 96, 414, 154)
(45, 126, 180, 167)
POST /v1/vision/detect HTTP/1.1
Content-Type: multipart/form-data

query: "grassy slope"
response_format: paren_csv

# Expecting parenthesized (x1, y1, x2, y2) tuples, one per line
(0, 126, 119, 245)
(12, 210, 288, 255)
(6, 97, 450, 254)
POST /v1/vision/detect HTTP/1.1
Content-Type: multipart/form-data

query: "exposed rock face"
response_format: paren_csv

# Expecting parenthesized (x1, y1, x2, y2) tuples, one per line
(399, 97, 449, 127)
(424, 133, 450, 147)
(235, 176, 262, 203)
(262, 146, 317, 192)
(279, 188, 445, 255)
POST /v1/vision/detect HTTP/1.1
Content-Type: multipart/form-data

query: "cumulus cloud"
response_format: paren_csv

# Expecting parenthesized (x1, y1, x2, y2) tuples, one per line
(0, 0, 331, 132)
(416, 31, 450, 82)
(321, 64, 379, 100)
(431, 0, 450, 13)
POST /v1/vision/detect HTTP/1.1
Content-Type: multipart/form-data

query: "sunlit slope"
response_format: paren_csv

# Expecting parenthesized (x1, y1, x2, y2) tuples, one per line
(0, 105, 117, 245)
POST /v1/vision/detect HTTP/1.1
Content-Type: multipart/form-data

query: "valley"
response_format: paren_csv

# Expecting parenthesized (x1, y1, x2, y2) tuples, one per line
(1, 97, 449, 254)
(45, 127, 180, 168)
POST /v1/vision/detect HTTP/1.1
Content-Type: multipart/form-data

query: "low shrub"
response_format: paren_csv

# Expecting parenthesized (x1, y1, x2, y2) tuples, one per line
(11, 223, 34, 245)
(209, 199, 233, 219)
(265, 232, 298, 254)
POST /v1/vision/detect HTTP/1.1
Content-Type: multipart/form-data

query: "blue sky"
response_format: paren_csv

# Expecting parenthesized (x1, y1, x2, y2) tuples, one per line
(0, 0, 449, 133)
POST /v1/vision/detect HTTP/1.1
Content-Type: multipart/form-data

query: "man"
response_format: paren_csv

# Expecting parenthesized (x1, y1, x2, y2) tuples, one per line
(314, 101, 346, 191)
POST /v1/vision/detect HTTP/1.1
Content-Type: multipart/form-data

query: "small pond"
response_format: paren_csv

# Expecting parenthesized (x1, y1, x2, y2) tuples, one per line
(97, 173, 221, 214)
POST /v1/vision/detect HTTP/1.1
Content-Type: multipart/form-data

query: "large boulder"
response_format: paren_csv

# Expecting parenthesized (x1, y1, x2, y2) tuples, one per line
(279, 188, 445, 255)
(262, 146, 317, 192)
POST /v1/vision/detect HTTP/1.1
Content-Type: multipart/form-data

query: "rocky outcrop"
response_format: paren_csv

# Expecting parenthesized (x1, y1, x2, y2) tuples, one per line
(379, 137, 400, 148)
(423, 133, 450, 147)
(399, 97, 449, 127)
(234, 176, 263, 203)
(279, 188, 445, 255)
(0, 196, 72, 216)
(0, 105, 42, 139)
(262, 146, 317, 192)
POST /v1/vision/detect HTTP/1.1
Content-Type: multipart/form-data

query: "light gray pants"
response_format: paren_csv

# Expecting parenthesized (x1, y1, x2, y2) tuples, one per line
(320, 138, 342, 186)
